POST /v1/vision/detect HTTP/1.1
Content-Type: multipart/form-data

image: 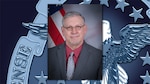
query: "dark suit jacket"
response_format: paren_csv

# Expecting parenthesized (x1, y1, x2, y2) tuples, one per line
(48, 42, 102, 80)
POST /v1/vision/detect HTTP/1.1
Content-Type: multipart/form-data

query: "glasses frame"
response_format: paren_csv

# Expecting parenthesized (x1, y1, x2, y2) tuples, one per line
(63, 24, 85, 31)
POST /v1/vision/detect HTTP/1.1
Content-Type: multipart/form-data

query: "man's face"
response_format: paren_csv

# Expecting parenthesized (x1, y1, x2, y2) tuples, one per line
(62, 15, 87, 47)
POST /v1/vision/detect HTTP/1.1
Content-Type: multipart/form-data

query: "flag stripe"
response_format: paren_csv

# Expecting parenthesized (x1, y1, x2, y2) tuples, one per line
(60, 8, 65, 16)
(51, 11, 65, 40)
(48, 16, 64, 45)
(48, 34, 55, 48)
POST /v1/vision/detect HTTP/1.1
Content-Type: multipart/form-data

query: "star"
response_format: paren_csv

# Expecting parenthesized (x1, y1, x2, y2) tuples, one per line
(146, 9, 150, 19)
(35, 71, 48, 84)
(80, 0, 92, 4)
(57, 80, 66, 84)
(141, 0, 150, 19)
(115, 0, 129, 12)
(140, 70, 150, 84)
(129, 7, 144, 22)
(140, 51, 150, 66)
(99, 0, 109, 7)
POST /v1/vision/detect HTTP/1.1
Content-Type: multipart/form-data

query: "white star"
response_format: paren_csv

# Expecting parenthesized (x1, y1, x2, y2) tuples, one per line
(100, 0, 109, 7)
(142, 0, 150, 19)
(129, 7, 144, 22)
(140, 70, 150, 84)
(140, 51, 150, 66)
(57, 80, 66, 84)
(35, 71, 48, 84)
(146, 9, 150, 19)
(115, 0, 129, 12)
(80, 0, 92, 4)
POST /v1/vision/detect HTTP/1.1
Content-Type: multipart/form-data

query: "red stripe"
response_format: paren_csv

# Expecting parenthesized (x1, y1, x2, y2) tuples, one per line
(59, 8, 65, 16)
(48, 16, 64, 45)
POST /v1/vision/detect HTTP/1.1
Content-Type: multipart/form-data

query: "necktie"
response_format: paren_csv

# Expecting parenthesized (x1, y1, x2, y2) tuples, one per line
(66, 52, 75, 80)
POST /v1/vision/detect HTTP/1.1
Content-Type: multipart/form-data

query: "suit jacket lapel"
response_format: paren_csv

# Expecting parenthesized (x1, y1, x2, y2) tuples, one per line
(73, 42, 90, 79)
(57, 43, 66, 79)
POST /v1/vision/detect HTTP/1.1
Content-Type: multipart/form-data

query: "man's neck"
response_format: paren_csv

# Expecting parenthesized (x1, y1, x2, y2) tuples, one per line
(66, 42, 83, 50)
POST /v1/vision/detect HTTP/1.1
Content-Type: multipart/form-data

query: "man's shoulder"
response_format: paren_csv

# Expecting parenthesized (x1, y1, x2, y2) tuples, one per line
(84, 42, 102, 61)
(48, 43, 65, 51)
(84, 42, 102, 54)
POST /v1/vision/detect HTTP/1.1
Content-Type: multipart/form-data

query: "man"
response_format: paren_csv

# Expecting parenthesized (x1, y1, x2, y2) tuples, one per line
(48, 11, 102, 80)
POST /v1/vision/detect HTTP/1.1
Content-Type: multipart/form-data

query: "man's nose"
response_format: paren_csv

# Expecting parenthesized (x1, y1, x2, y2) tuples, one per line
(71, 27, 78, 33)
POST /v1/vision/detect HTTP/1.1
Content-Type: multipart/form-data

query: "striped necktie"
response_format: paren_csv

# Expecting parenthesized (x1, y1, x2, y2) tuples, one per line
(66, 52, 75, 80)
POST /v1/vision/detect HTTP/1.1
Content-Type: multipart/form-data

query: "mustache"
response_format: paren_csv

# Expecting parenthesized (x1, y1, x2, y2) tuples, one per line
(70, 34, 80, 37)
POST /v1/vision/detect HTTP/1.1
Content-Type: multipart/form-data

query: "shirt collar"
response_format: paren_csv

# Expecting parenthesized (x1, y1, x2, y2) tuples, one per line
(65, 43, 83, 58)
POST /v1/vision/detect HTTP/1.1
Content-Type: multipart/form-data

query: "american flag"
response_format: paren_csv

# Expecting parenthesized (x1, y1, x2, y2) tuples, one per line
(48, 5, 65, 47)
(47, 4, 102, 49)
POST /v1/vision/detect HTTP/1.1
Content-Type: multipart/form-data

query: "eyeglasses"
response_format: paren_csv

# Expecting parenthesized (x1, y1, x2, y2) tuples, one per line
(63, 24, 85, 31)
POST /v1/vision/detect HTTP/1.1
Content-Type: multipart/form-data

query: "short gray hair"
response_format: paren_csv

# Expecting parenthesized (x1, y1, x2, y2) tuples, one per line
(62, 11, 85, 25)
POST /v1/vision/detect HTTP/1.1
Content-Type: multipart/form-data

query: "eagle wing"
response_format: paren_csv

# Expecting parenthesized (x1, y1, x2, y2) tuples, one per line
(103, 24, 150, 84)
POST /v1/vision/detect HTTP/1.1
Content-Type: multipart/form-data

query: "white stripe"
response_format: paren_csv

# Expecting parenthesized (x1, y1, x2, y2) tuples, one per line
(51, 11, 65, 40)
(48, 34, 56, 48)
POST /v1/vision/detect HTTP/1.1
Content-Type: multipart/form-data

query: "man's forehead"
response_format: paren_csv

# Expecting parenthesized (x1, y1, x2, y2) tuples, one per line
(63, 16, 84, 23)
(64, 15, 83, 20)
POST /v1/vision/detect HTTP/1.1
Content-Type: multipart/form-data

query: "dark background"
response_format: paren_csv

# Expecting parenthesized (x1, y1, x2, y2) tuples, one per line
(0, 0, 38, 83)
(1, 0, 150, 84)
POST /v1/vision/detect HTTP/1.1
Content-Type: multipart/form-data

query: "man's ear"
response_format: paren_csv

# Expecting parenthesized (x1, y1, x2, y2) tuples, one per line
(84, 24, 88, 33)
